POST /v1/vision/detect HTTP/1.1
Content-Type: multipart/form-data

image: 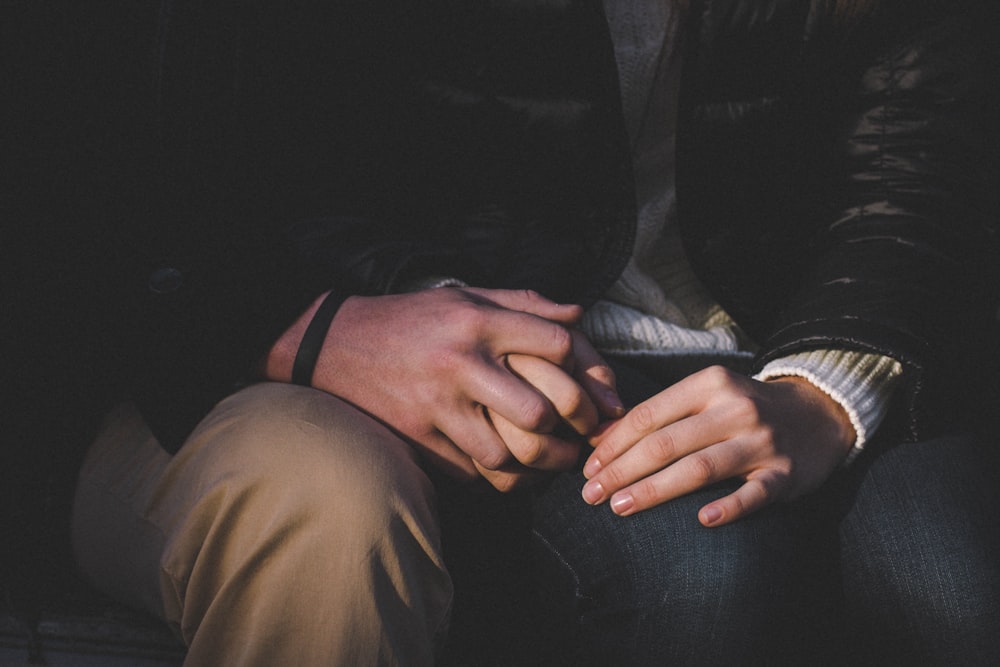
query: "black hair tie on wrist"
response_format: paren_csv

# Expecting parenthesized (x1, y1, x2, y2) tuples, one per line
(291, 291, 348, 386)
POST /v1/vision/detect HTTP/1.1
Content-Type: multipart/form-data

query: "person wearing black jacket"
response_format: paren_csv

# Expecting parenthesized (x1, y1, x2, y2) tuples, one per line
(9, 0, 999, 664)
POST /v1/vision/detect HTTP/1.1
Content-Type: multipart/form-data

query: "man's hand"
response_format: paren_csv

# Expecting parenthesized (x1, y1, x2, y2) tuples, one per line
(265, 287, 619, 486)
(580, 366, 855, 526)
(479, 330, 624, 491)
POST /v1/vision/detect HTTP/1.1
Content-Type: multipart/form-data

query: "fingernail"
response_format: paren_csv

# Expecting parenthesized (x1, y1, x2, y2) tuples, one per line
(581, 480, 604, 504)
(603, 390, 625, 416)
(583, 456, 602, 478)
(610, 493, 634, 515)
(701, 506, 723, 525)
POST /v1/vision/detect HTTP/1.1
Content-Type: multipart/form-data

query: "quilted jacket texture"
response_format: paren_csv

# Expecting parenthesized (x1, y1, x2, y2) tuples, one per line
(7, 0, 999, 454)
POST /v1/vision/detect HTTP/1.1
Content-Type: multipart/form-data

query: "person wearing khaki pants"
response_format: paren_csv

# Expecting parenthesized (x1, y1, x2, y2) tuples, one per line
(73, 384, 452, 666)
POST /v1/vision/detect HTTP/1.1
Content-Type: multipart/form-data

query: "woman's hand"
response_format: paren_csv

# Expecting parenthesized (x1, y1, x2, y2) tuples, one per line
(479, 330, 624, 491)
(581, 365, 855, 526)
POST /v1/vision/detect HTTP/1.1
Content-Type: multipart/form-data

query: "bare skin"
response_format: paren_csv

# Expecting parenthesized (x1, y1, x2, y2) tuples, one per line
(264, 287, 623, 487)
(581, 366, 856, 526)
(483, 333, 623, 490)
(266, 287, 854, 521)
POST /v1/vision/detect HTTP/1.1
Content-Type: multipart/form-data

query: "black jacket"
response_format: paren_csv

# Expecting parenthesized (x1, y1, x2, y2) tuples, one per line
(8, 0, 999, 458)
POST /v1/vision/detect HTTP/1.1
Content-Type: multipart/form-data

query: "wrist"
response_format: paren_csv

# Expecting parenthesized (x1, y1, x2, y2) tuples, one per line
(754, 349, 903, 462)
(264, 291, 349, 384)
(291, 291, 349, 385)
(767, 375, 856, 457)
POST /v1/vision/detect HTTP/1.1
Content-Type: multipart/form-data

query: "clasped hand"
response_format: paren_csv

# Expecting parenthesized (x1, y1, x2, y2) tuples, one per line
(272, 287, 854, 523)
(295, 287, 622, 489)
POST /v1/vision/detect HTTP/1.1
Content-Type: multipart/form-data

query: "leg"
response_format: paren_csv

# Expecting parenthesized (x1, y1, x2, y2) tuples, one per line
(72, 383, 452, 666)
(433, 474, 810, 667)
(835, 433, 1000, 664)
(530, 472, 818, 666)
(527, 362, 822, 666)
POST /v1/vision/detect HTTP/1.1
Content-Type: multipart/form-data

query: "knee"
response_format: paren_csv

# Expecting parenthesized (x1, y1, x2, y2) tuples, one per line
(841, 435, 1000, 605)
(177, 383, 436, 541)
(839, 435, 1000, 660)
(164, 384, 449, 602)
(842, 510, 999, 621)
(622, 509, 811, 662)
(626, 508, 800, 618)
(533, 482, 806, 663)
(159, 385, 453, 660)
(841, 541, 1000, 663)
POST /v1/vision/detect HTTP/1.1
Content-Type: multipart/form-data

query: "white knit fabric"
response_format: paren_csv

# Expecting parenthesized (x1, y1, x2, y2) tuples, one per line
(755, 350, 903, 460)
(581, 300, 746, 357)
(585, 0, 745, 354)
(586, 0, 904, 458)
(408, 2, 905, 460)
(599, 0, 717, 328)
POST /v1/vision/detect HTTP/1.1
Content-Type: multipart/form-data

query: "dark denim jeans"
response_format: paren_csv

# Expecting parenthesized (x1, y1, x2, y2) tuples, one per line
(530, 473, 816, 665)
(833, 433, 1000, 665)
(438, 362, 999, 665)
(527, 431, 1000, 666)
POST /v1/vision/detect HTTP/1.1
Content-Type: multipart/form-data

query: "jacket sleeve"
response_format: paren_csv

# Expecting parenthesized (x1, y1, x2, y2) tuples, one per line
(124, 0, 632, 449)
(115, 1, 491, 449)
(756, 2, 1000, 439)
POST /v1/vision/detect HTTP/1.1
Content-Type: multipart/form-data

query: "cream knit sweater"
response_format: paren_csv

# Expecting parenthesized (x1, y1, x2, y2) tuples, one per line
(581, 0, 902, 458)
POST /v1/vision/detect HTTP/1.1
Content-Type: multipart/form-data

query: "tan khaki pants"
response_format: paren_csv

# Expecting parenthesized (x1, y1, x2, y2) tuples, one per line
(71, 383, 453, 666)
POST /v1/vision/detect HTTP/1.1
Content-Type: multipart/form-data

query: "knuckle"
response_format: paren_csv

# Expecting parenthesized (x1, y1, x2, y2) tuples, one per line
(448, 301, 488, 337)
(628, 403, 657, 433)
(593, 442, 620, 466)
(561, 389, 587, 421)
(728, 493, 747, 518)
(755, 479, 777, 505)
(517, 394, 554, 432)
(650, 430, 678, 462)
(516, 437, 545, 466)
(548, 325, 573, 360)
(730, 394, 762, 424)
(601, 464, 629, 490)
(488, 472, 520, 493)
(699, 365, 733, 388)
(687, 454, 718, 485)
(632, 477, 658, 505)
(476, 445, 512, 471)
(588, 364, 617, 388)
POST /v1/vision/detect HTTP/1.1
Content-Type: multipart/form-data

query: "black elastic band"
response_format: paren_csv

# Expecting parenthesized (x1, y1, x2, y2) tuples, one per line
(291, 291, 348, 386)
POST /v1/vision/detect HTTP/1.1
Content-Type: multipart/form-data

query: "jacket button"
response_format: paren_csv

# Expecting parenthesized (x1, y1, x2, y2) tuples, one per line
(148, 267, 184, 294)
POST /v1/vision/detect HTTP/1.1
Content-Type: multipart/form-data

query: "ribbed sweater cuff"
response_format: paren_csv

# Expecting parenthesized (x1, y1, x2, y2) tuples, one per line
(754, 349, 903, 463)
